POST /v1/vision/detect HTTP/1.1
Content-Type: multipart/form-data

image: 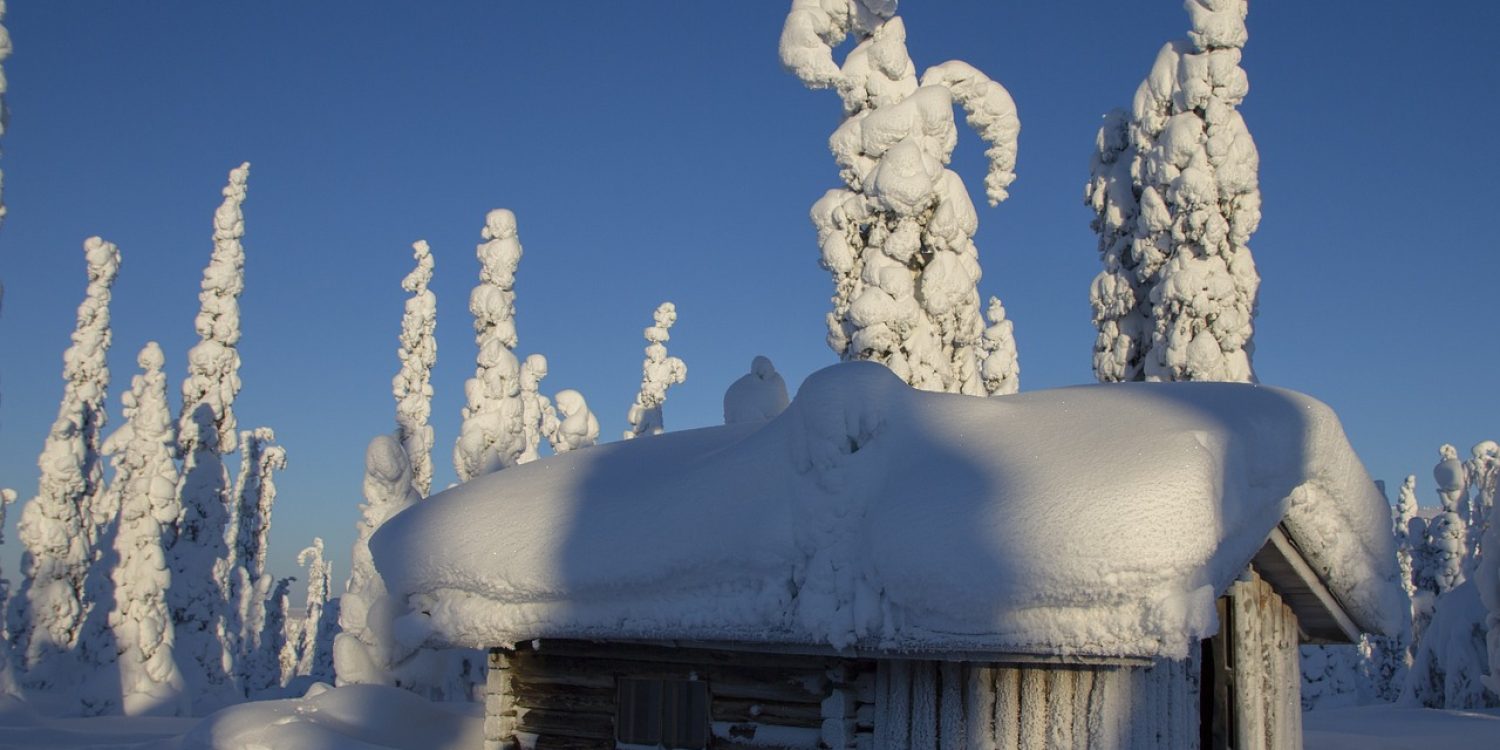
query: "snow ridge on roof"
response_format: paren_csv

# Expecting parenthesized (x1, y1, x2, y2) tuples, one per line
(372, 362, 1402, 660)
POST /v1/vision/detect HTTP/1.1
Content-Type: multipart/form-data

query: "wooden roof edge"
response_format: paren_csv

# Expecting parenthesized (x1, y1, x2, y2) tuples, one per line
(1253, 525, 1363, 644)
(511, 637, 1155, 668)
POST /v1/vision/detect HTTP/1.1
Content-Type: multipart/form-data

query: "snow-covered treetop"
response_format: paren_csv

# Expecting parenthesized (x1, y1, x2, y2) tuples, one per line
(374, 362, 1402, 660)
(455, 209, 527, 481)
(181, 162, 250, 454)
(394, 240, 437, 496)
(723, 356, 789, 424)
(624, 302, 686, 439)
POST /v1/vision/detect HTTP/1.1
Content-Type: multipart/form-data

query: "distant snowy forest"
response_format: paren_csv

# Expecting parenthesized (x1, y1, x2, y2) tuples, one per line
(0, 0, 1495, 747)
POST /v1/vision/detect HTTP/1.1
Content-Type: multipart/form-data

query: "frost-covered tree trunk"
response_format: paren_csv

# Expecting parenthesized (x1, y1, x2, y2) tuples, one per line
(11, 236, 120, 691)
(334, 435, 420, 688)
(782, 2, 1019, 394)
(229, 427, 284, 690)
(545, 389, 599, 455)
(454, 210, 527, 482)
(624, 302, 686, 439)
(394, 241, 437, 496)
(1087, 0, 1260, 383)
(102, 343, 187, 716)
(171, 162, 250, 707)
(294, 538, 336, 682)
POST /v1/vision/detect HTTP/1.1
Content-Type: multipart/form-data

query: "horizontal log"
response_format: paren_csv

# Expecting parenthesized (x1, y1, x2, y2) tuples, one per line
(513, 730, 612, 750)
(511, 681, 616, 717)
(511, 653, 829, 701)
(514, 707, 614, 742)
(712, 721, 823, 749)
(526, 639, 841, 671)
(712, 698, 825, 726)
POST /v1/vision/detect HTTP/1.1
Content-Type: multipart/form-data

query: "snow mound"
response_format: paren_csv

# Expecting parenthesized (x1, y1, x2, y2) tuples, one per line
(373, 362, 1402, 660)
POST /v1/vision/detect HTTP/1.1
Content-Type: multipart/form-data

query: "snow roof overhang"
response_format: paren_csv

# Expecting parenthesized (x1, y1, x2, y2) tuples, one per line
(1251, 525, 1362, 644)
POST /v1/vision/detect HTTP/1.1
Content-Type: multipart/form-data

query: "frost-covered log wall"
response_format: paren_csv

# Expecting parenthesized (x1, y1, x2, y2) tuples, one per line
(1226, 570, 1302, 750)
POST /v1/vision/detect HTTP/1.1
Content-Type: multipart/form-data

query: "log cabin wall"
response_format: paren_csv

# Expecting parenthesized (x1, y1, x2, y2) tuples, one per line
(1226, 569, 1303, 750)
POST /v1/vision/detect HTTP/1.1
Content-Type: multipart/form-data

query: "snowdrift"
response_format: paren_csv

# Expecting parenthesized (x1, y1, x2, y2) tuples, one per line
(373, 362, 1403, 660)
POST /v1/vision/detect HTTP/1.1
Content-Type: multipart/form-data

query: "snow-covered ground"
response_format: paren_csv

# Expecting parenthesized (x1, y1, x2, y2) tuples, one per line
(0, 687, 1494, 749)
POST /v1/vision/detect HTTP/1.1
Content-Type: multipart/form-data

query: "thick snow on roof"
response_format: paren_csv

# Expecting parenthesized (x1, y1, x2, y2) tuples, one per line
(372, 362, 1402, 660)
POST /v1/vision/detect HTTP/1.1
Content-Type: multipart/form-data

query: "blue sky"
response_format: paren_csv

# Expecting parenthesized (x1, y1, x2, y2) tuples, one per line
(1, 2, 1496, 583)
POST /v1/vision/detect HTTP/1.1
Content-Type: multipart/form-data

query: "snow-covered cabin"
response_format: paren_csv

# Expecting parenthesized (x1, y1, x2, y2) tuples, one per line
(371, 362, 1403, 750)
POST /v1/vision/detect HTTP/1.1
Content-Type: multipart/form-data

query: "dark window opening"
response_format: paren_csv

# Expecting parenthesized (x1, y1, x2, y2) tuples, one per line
(616, 677, 709, 749)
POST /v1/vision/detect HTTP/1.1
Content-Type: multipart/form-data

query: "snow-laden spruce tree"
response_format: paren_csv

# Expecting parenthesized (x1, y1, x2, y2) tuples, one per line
(545, 389, 599, 454)
(334, 434, 420, 688)
(782, 0, 1020, 394)
(393, 240, 437, 496)
(518, 354, 551, 463)
(294, 538, 337, 682)
(1477, 443, 1500, 699)
(978, 297, 1019, 395)
(1433, 445, 1470, 595)
(454, 209, 528, 482)
(624, 302, 686, 439)
(228, 427, 284, 689)
(0, 488, 15, 696)
(171, 162, 250, 705)
(11, 236, 120, 690)
(101, 342, 188, 716)
(1086, 0, 1260, 383)
(255, 575, 295, 693)
(1466, 441, 1498, 575)
(723, 356, 789, 424)
(1396, 475, 1421, 602)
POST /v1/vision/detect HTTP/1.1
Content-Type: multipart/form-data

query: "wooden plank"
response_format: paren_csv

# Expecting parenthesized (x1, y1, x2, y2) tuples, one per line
(1070, 668, 1093, 748)
(529, 737, 612, 750)
(713, 698, 826, 726)
(910, 661, 938, 750)
(966, 665, 997, 750)
(511, 652, 829, 702)
(882, 660, 913, 750)
(1232, 577, 1266, 750)
(712, 721, 823, 748)
(939, 661, 966, 750)
(993, 667, 1020, 750)
(1018, 668, 1046, 750)
(873, 658, 890, 750)
(1283, 603, 1304, 750)
(528, 639, 841, 671)
(1044, 669, 1072, 750)
(510, 681, 615, 717)
(513, 707, 614, 742)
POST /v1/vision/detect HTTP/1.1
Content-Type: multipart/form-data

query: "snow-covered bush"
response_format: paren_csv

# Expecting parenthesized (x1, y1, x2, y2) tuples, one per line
(102, 342, 187, 716)
(624, 302, 686, 439)
(393, 241, 437, 496)
(545, 389, 598, 455)
(1086, 0, 1260, 383)
(782, 2, 1020, 394)
(11, 236, 120, 690)
(978, 297, 1019, 395)
(454, 209, 527, 482)
(723, 356, 789, 424)
(172, 163, 251, 707)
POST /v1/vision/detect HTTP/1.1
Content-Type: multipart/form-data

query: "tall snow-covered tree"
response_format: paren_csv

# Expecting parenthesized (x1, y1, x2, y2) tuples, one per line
(1087, 0, 1260, 383)
(1477, 443, 1500, 699)
(393, 240, 437, 496)
(253, 575, 295, 694)
(102, 342, 187, 716)
(0, 487, 15, 696)
(1433, 444, 1469, 595)
(978, 297, 1019, 396)
(1396, 475, 1421, 600)
(294, 538, 336, 682)
(782, 1, 1020, 394)
(1466, 441, 1498, 575)
(228, 426, 284, 691)
(171, 162, 250, 706)
(334, 434, 420, 688)
(624, 302, 686, 439)
(11, 236, 120, 690)
(454, 209, 527, 482)
(723, 356, 789, 424)
(545, 389, 599, 455)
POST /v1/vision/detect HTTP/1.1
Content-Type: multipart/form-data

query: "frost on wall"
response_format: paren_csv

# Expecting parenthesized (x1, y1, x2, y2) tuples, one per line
(623, 302, 686, 439)
(454, 209, 527, 482)
(723, 356, 789, 424)
(11, 236, 119, 689)
(545, 389, 598, 455)
(1086, 0, 1260, 383)
(228, 427, 285, 690)
(295, 538, 337, 682)
(335, 435, 420, 688)
(172, 162, 251, 705)
(393, 241, 436, 496)
(102, 343, 187, 716)
(782, 2, 1020, 394)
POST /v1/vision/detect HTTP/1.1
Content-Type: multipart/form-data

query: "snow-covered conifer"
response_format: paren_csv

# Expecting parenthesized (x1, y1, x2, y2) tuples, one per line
(1396, 475, 1420, 601)
(518, 354, 550, 464)
(393, 240, 436, 496)
(624, 302, 686, 439)
(454, 209, 527, 482)
(1432, 445, 1469, 594)
(294, 538, 336, 682)
(1466, 441, 1498, 574)
(11, 236, 119, 689)
(171, 162, 250, 705)
(229, 427, 284, 688)
(723, 356, 789, 424)
(0, 487, 17, 696)
(102, 342, 187, 715)
(783, 4, 1020, 394)
(545, 389, 599, 455)
(1087, 0, 1260, 383)
(334, 435, 420, 687)
(978, 297, 1019, 396)
(258, 576, 295, 693)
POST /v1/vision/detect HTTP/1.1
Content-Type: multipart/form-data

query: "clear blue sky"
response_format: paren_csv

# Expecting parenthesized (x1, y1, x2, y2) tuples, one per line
(1, 2, 1496, 584)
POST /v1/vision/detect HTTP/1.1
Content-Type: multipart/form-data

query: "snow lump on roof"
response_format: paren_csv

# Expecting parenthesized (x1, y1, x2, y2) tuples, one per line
(372, 362, 1403, 661)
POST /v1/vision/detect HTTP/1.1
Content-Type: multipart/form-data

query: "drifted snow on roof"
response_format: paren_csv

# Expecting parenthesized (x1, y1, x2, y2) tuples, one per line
(372, 362, 1403, 661)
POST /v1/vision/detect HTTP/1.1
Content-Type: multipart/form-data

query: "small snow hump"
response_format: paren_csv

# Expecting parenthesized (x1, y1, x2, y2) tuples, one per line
(722, 355, 790, 424)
